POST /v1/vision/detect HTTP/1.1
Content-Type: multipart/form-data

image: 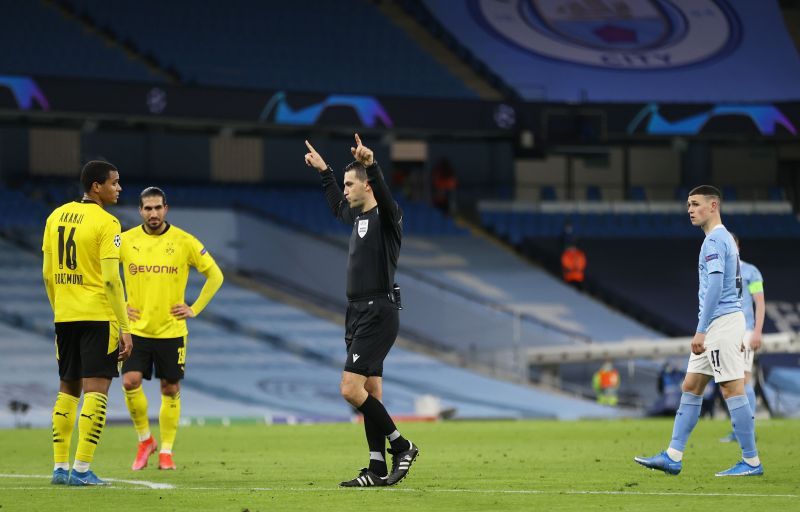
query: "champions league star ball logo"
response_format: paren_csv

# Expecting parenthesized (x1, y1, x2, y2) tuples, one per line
(472, 0, 740, 69)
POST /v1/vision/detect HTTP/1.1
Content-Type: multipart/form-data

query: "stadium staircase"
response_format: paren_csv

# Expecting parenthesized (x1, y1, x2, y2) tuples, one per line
(372, 0, 505, 100)
(44, 0, 179, 82)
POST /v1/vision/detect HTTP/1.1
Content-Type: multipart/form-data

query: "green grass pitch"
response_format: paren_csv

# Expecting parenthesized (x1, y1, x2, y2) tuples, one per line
(1, 418, 798, 511)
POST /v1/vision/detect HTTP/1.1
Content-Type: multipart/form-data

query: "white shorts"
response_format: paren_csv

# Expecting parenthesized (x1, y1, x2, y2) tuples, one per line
(687, 312, 746, 383)
(742, 330, 754, 373)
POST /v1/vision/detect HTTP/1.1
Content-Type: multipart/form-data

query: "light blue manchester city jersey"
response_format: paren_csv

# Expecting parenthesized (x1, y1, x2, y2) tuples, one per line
(740, 260, 764, 330)
(697, 225, 742, 324)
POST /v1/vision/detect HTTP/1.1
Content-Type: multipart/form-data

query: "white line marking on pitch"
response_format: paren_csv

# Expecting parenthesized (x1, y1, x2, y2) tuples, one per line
(184, 487, 800, 498)
(0, 474, 174, 489)
(1, 476, 795, 498)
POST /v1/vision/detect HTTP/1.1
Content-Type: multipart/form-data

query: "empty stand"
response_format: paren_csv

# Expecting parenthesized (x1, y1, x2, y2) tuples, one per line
(0, 1, 154, 82)
(0, 237, 622, 425)
(66, 0, 476, 97)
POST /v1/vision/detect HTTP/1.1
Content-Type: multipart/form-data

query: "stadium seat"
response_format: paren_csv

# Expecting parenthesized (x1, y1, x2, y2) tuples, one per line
(0, 1, 153, 83)
(768, 186, 785, 201)
(722, 186, 738, 201)
(66, 0, 476, 98)
(540, 185, 557, 201)
(629, 186, 647, 201)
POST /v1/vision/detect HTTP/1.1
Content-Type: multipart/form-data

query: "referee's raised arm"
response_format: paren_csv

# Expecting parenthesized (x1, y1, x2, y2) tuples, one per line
(304, 140, 328, 172)
(350, 134, 402, 231)
(305, 139, 352, 223)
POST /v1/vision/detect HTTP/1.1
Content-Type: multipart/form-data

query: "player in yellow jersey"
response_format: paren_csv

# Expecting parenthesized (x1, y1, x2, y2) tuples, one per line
(120, 186, 223, 471)
(42, 160, 133, 486)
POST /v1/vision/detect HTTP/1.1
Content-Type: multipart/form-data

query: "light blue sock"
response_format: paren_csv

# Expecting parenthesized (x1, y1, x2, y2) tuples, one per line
(668, 392, 703, 452)
(745, 384, 757, 415)
(727, 394, 757, 458)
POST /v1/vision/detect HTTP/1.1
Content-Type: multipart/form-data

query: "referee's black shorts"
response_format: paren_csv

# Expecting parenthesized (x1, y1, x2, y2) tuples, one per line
(344, 296, 399, 377)
(121, 334, 186, 381)
(55, 320, 120, 380)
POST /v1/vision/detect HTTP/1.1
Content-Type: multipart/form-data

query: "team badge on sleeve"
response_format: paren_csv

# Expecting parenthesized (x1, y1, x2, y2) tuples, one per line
(114, 234, 121, 248)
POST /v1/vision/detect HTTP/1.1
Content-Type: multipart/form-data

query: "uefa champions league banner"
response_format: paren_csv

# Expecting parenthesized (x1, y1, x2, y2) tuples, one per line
(424, 0, 800, 102)
(1, 74, 800, 139)
(0, 75, 512, 133)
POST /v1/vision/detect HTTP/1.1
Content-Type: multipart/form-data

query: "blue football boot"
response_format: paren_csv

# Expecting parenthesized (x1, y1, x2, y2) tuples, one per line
(716, 460, 764, 477)
(68, 469, 109, 486)
(633, 451, 682, 475)
(51, 468, 69, 485)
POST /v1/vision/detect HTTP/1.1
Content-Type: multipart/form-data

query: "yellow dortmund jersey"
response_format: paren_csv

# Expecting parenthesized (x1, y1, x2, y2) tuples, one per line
(42, 201, 122, 322)
(120, 223, 216, 338)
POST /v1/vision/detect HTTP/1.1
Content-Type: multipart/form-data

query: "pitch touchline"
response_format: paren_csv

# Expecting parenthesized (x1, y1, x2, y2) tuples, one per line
(1, 477, 795, 498)
(232, 488, 800, 498)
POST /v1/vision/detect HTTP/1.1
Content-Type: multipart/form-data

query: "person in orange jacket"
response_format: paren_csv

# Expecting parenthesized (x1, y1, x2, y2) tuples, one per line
(593, 360, 620, 406)
(561, 244, 586, 287)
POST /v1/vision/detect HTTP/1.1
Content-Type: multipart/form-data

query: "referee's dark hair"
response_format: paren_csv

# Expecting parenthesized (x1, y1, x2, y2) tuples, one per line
(344, 161, 368, 181)
(80, 160, 118, 193)
(688, 185, 722, 201)
(139, 186, 167, 207)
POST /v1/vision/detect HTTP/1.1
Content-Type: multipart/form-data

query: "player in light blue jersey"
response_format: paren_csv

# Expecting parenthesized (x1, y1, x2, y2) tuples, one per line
(720, 234, 765, 443)
(635, 185, 763, 477)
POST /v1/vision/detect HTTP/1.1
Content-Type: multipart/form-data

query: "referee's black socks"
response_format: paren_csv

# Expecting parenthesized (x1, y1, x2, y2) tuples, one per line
(364, 416, 388, 477)
(357, 395, 410, 453)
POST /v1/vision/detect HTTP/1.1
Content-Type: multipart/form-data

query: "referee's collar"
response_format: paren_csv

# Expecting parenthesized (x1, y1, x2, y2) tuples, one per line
(141, 222, 171, 236)
(359, 205, 378, 217)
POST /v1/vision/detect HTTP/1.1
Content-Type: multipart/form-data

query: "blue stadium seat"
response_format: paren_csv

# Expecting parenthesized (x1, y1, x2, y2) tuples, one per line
(586, 185, 602, 201)
(67, 0, 476, 98)
(722, 186, 738, 201)
(478, 209, 800, 240)
(629, 186, 647, 201)
(768, 186, 785, 201)
(0, 1, 154, 83)
(540, 185, 557, 201)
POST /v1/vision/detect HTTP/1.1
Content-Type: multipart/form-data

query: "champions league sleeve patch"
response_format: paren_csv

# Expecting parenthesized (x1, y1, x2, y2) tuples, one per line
(114, 234, 121, 248)
(705, 253, 719, 262)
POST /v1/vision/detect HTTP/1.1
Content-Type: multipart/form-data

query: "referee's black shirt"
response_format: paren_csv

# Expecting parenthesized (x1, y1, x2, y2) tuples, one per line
(320, 162, 402, 301)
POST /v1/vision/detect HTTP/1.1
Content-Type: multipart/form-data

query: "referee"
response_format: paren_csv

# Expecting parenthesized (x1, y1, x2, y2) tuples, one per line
(304, 135, 419, 487)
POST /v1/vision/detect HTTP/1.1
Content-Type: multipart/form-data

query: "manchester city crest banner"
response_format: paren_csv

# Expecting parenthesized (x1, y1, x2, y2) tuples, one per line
(425, 0, 800, 102)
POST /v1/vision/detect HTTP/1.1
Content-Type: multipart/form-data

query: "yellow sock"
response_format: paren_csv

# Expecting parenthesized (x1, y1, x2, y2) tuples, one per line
(74, 392, 108, 465)
(123, 385, 151, 441)
(159, 392, 181, 452)
(52, 392, 79, 465)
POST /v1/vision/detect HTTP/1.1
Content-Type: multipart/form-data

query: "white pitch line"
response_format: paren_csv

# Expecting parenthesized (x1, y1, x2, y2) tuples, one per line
(104, 478, 174, 489)
(1, 476, 795, 498)
(167, 487, 800, 498)
(0, 474, 174, 489)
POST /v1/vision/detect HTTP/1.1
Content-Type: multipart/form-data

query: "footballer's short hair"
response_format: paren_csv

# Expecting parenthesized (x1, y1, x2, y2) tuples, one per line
(80, 160, 117, 193)
(688, 185, 722, 201)
(343, 161, 367, 182)
(139, 186, 167, 207)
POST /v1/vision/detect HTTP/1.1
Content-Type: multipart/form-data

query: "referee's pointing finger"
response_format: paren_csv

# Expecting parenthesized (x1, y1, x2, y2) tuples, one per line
(305, 140, 316, 153)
